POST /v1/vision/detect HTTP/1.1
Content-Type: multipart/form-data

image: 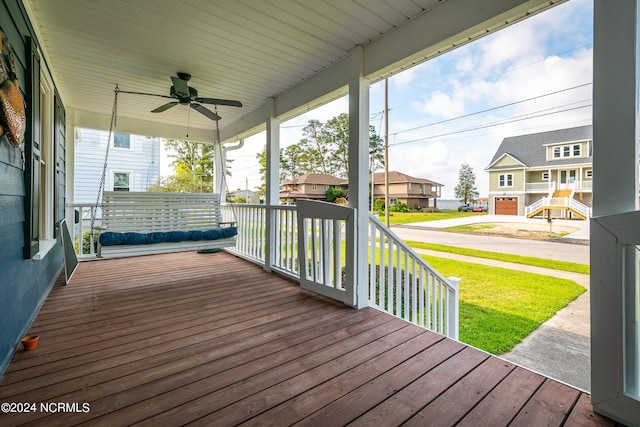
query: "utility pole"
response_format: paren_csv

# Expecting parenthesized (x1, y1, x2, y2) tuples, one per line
(384, 78, 390, 227)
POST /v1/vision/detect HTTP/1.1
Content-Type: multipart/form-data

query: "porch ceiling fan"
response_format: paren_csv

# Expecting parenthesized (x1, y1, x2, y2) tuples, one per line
(118, 72, 242, 121)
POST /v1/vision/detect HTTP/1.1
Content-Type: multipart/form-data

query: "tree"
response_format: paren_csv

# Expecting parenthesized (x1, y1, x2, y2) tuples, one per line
(454, 162, 479, 204)
(149, 139, 231, 193)
(256, 114, 384, 191)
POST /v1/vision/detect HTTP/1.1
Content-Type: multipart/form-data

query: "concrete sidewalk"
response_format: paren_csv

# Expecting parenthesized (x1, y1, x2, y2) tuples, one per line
(416, 248, 591, 392)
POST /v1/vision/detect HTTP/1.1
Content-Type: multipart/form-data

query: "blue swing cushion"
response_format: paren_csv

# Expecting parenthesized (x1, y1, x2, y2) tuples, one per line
(99, 227, 238, 246)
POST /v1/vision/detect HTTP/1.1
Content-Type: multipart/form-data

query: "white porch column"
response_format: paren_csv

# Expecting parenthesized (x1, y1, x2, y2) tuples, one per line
(264, 97, 280, 272)
(347, 46, 370, 309)
(591, 1, 640, 424)
(593, 0, 638, 216)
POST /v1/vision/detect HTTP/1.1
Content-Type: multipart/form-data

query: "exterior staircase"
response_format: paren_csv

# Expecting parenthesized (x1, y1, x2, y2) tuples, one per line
(552, 189, 572, 198)
(525, 188, 591, 220)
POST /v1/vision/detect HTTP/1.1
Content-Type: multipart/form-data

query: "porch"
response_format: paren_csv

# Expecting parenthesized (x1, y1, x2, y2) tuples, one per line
(0, 251, 614, 426)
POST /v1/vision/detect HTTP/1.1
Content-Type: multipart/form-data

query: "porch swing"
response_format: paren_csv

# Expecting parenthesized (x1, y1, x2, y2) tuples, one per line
(91, 85, 237, 259)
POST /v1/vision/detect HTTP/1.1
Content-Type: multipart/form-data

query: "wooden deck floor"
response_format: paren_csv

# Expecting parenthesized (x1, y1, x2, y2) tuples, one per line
(0, 252, 618, 426)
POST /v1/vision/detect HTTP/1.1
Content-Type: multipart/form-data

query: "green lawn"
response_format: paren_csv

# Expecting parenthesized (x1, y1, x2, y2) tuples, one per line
(405, 241, 590, 274)
(381, 210, 486, 225)
(422, 255, 585, 354)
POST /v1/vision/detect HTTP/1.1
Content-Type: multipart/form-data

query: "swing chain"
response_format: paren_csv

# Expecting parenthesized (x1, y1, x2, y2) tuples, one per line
(90, 85, 119, 235)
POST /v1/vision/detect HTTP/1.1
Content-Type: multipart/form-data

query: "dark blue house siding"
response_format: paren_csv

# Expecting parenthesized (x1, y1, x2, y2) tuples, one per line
(0, 0, 65, 376)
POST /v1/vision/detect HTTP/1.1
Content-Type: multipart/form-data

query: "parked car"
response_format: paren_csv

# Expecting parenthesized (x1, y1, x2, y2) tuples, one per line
(458, 204, 474, 212)
(473, 206, 488, 212)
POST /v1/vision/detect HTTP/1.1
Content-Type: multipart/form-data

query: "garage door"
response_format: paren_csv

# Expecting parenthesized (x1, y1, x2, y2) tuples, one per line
(495, 197, 518, 215)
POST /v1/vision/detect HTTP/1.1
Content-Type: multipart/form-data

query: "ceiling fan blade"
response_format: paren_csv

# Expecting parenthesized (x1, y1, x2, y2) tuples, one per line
(119, 89, 173, 99)
(195, 98, 242, 108)
(171, 76, 190, 97)
(151, 102, 179, 113)
(190, 103, 221, 121)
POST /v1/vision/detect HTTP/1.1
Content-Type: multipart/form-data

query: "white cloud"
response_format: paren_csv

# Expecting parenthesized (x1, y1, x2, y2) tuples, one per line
(414, 91, 466, 118)
(391, 67, 417, 88)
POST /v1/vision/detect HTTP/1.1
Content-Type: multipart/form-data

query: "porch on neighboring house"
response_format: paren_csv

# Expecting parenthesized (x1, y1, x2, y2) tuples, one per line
(0, 251, 614, 426)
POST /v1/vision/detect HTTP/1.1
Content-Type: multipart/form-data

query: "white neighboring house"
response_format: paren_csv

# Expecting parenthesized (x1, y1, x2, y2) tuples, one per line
(74, 128, 161, 203)
(228, 189, 261, 204)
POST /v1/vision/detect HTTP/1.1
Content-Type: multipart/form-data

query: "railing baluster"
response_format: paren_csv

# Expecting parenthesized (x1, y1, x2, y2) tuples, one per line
(365, 214, 459, 339)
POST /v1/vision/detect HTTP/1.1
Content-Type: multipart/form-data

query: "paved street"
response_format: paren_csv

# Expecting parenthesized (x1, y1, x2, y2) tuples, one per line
(392, 225, 589, 264)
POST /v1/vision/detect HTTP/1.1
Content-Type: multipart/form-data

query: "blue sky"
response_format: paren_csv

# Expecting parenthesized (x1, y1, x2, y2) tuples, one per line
(221, 0, 594, 199)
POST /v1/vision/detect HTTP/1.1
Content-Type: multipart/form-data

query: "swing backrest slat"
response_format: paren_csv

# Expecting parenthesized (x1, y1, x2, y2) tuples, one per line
(101, 192, 226, 233)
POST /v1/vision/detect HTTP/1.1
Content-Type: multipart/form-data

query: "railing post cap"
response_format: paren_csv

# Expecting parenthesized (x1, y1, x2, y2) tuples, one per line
(446, 276, 461, 287)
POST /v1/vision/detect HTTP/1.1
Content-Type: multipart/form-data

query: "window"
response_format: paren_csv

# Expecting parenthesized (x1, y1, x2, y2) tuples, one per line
(542, 172, 550, 180)
(586, 170, 593, 178)
(324, 185, 329, 190)
(113, 172, 130, 191)
(114, 132, 131, 149)
(419, 184, 424, 193)
(389, 198, 398, 205)
(312, 184, 317, 190)
(551, 143, 583, 159)
(498, 173, 513, 187)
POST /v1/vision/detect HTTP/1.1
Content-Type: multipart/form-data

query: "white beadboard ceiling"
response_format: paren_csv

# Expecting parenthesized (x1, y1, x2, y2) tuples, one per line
(22, 0, 562, 141)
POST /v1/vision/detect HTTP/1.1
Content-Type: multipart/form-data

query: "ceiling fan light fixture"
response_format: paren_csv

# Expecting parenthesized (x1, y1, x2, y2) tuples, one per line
(120, 73, 242, 121)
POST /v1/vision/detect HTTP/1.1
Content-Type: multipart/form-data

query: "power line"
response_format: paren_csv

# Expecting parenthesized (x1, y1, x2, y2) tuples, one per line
(389, 103, 591, 148)
(392, 83, 592, 136)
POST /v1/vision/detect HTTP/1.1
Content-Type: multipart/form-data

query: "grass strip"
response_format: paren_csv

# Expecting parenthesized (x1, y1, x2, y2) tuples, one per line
(405, 240, 589, 274)
(381, 210, 486, 225)
(422, 255, 586, 354)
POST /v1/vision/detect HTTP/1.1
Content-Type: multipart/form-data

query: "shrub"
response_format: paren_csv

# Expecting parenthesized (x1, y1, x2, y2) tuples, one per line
(373, 198, 385, 214)
(74, 230, 99, 255)
(389, 202, 409, 213)
(326, 187, 345, 203)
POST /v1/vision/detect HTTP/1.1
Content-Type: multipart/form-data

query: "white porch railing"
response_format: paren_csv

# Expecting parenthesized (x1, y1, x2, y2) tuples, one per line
(525, 181, 553, 192)
(296, 200, 356, 306)
(67, 203, 101, 259)
(524, 197, 592, 218)
(368, 214, 460, 339)
(221, 204, 300, 278)
(224, 203, 459, 338)
(569, 198, 592, 218)
(524, 198, 545, 217)
(575, 180, 593, 191)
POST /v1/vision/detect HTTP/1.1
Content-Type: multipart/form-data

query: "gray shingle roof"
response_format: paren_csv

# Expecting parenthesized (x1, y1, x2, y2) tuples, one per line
(487, 125, 592, 169)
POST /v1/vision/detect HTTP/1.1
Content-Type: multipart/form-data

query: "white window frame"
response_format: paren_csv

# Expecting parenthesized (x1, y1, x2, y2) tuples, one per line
(112, 171, 132, 192)
(33, 64, 57, 260)
(498, 173, 514, 188)
(586, 169, 593, 178)
(542, 172, 550, 180)
(573, 144, 581, 157)
(312, 184, 317, 190)
(389, 197, 398, 205)
(551, 143, 583, 159)
(113, 132, 132, 150)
